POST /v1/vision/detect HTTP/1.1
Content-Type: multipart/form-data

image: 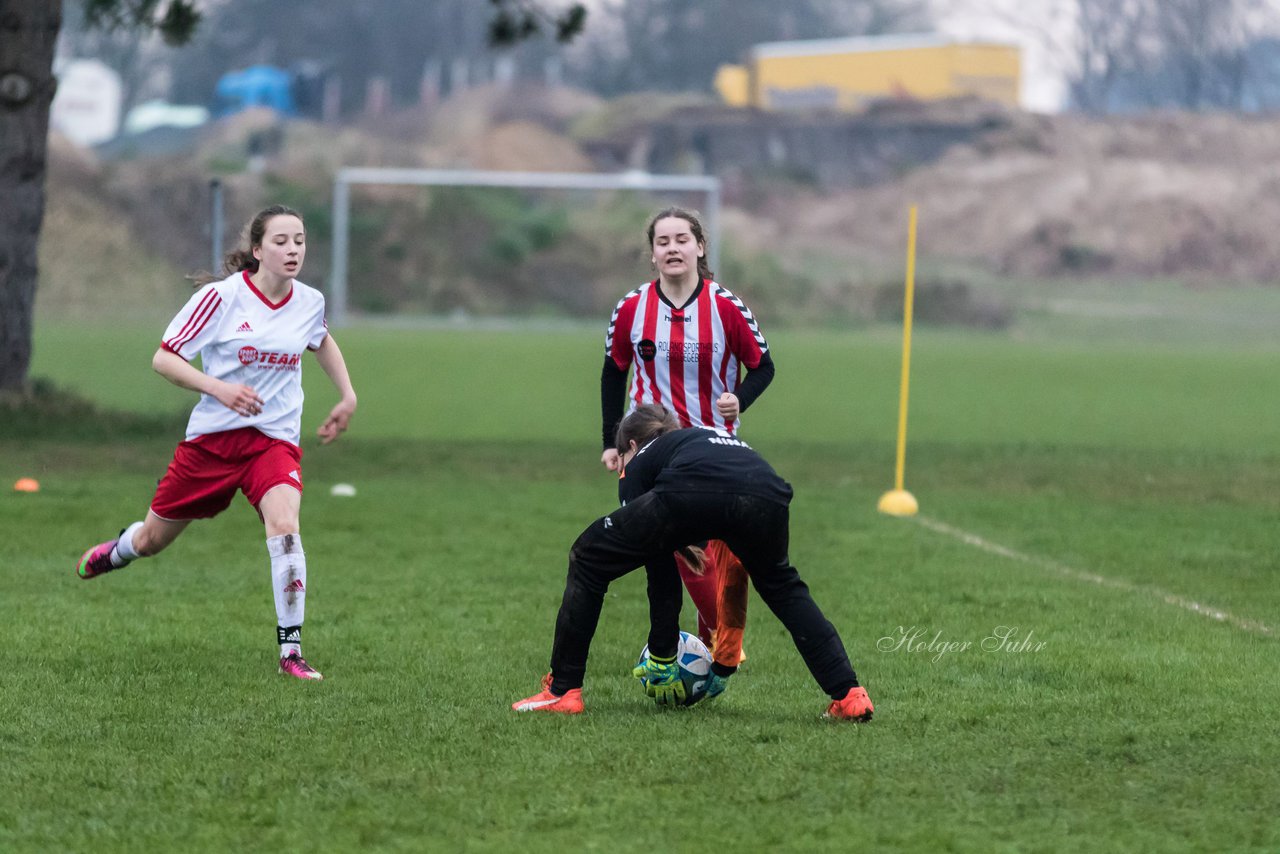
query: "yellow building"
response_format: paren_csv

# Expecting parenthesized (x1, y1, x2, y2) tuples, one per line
(716, 33, 1021, 111)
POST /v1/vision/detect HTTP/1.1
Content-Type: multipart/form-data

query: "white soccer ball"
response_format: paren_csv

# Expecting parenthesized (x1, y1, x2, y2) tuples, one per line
(636, 630, 713, 706)
(329, 483, 357, 497)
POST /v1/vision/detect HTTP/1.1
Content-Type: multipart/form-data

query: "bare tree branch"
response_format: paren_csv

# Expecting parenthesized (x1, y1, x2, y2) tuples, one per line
(488, 0, 588, 46)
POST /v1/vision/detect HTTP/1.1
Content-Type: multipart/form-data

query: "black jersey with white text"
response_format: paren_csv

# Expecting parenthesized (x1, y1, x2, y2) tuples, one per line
(617, 427, 793, 507)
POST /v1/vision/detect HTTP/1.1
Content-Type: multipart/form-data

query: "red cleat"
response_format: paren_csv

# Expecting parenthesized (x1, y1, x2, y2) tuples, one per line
(823, 686, 874, 722)
(512, 685, 584, 714)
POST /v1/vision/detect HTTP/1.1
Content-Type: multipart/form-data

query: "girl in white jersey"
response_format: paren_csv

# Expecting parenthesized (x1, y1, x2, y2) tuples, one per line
(75, 205, 358, 682)
(600, 207, 775, 686)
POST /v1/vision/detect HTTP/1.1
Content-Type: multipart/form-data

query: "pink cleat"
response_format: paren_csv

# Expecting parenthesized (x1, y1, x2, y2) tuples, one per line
(279, 652, 324, 681)
(77, 540, 122, 580)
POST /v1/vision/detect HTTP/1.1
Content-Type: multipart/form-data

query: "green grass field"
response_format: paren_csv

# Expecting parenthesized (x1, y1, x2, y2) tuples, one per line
(4, 301, 1279, 852)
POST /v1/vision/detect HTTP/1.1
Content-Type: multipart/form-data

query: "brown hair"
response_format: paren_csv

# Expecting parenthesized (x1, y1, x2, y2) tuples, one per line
(647, 206, 714, 281)
(616, 403, 705, 574)
(614, 403, 680, 455)
(190, 204, 304, 287)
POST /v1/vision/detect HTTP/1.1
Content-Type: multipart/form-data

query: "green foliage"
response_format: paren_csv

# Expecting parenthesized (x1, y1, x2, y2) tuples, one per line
(462, 188, 570, 271)
(82, 0, 202, 44)
(262, 175, 332, 238)
(204, 154, 250, 175)
(1059, 242, 1114, 273)
(388, 186, 577, 313)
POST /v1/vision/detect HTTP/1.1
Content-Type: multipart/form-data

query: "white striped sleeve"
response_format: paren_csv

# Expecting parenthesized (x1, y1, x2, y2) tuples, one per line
(604, 286, 643, 356)
(161, 284, 224, 359)
(713, 283, 768, 353)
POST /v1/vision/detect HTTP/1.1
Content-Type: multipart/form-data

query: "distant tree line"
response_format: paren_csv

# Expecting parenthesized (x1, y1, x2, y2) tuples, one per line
(566, 0, 929, 95)
(58, 0, 1280, 117)
(56, 0, 929, 117)
(948, 0, 1280, 113)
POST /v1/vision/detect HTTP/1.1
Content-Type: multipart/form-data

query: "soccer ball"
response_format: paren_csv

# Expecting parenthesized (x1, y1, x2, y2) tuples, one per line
(636, 630, 713, 706)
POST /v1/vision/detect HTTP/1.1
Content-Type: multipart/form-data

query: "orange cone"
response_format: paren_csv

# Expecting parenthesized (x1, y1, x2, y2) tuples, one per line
(13, 478, 40, 493)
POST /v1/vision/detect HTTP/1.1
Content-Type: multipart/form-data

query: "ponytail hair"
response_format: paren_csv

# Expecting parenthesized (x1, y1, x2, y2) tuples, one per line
(189, 204, 303, 287)
(614, 403, 680, 457)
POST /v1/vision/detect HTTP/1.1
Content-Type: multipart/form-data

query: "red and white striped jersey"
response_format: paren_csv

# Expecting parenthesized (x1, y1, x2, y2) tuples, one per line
(605, 279, 768, 433)
(161, 271, 328, 444)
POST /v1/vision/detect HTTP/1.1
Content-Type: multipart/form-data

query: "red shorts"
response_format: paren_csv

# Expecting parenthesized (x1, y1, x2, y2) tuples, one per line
(151, 428, 303, 520)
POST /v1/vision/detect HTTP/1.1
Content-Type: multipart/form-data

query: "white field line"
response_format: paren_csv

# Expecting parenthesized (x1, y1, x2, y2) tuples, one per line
(913, 515, 1275, 637)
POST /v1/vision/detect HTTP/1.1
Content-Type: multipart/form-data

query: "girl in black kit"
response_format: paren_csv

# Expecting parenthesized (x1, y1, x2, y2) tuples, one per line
(513, 404, 874, 721)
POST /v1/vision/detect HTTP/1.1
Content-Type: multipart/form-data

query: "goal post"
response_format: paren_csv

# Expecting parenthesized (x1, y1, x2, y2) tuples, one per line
(328, 167, 721, 326)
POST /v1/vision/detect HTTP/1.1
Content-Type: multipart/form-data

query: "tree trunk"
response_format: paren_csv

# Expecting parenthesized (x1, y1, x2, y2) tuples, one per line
(0, 0, 63, 393)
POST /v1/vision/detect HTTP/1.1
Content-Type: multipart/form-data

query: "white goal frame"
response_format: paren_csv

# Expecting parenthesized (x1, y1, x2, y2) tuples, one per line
(328, 167, 722, 326)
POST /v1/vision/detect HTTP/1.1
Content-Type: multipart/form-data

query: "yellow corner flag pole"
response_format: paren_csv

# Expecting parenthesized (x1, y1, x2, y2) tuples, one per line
(878, 205, 920, 516)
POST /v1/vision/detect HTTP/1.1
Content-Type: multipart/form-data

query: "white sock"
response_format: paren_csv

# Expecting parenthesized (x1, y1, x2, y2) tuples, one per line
(267, 533, 306, 657)
(111, 521, 144, 567)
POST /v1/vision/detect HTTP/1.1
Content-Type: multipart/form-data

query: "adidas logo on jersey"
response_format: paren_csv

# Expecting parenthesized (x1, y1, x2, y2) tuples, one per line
(237, 321, 253, 332)
(289, 470, 301, 482)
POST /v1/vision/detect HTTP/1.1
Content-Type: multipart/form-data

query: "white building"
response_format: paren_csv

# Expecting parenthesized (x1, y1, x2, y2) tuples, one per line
(50, 59, 123, 146)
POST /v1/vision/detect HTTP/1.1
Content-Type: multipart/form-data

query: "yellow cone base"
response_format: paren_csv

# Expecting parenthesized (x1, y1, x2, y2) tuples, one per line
(877, 489, 918, 516)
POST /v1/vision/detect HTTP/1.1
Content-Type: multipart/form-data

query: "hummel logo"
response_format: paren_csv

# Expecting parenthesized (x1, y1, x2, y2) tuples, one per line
(237, 321, 253, 332)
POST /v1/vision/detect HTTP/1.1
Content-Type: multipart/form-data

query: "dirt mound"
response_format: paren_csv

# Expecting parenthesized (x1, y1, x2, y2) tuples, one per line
(467, 121, 595, 172)
(779, 109, 1280, 281)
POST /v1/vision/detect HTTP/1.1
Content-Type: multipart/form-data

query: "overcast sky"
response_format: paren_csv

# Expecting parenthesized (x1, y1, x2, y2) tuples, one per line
(932, 0, 1069, 112)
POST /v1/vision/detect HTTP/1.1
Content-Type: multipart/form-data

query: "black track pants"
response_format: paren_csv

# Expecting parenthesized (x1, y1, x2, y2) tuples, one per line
(547, 491, 861, 700)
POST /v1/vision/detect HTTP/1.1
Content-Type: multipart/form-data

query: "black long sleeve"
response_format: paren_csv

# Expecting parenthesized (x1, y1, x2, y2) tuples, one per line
(735, 350, 775, 412)
(601, 356, 628, 449)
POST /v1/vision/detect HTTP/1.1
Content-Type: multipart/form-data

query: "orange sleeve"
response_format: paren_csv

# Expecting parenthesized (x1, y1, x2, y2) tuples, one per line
(708, 539, 749, 668)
